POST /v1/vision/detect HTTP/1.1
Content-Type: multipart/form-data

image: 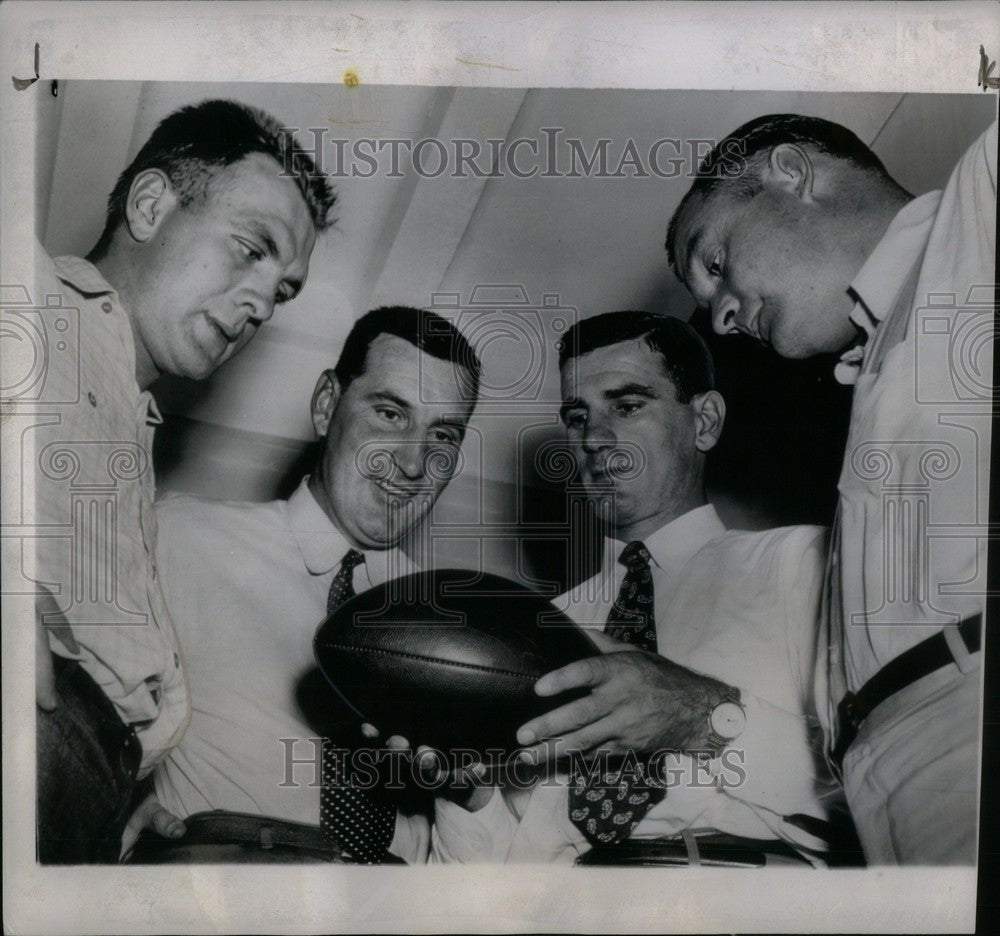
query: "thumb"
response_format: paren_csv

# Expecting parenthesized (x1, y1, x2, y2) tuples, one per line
(120, 793, 185, 860)
(149, 805, 186, 839)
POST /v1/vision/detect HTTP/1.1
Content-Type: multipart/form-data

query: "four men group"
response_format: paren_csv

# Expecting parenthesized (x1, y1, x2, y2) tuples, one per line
(22, 97, 994, 868)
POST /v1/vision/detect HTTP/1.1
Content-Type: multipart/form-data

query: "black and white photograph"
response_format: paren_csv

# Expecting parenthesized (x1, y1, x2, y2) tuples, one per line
(2, 2, 997, 932)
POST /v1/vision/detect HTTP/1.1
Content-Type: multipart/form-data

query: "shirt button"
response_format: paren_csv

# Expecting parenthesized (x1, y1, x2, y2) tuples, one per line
(101, 301, 113, 314)
(87, 391, 97, 407)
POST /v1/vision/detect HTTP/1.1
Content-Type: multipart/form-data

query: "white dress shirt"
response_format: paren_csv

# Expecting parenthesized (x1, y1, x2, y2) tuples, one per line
(152, 478, 428, 860)
(430, 505, 836, 863)
(821, 120, 995, 725)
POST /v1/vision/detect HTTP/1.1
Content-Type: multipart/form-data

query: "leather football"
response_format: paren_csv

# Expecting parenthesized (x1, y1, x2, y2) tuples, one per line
(313, 569, 597, 755)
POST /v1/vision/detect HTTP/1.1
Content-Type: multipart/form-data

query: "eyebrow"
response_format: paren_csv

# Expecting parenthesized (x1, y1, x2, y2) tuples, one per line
(559, 383, 657, 421)
(368, 392, 412, 411)
(604, 383, 657, 400)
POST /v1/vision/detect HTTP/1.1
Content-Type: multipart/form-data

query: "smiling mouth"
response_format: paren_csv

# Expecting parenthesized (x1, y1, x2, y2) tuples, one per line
(372, 478, 417, 499)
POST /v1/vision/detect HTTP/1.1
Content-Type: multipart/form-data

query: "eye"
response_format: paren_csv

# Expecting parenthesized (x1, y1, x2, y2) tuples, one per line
(274, 283, 294, 305)
(615, 400, 644, 417)
(707, 252, 723, 278)
(233, 237, 264, 263)
(375, 406, 405, 424)
(430, 427, 459, 445)
(563, 411, 587, 431)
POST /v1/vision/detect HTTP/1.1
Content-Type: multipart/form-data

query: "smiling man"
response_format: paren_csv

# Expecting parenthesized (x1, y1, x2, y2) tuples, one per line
(32, 99, 335, 862)
(144, 306, 480, 864)
(665, 114, 996, 864)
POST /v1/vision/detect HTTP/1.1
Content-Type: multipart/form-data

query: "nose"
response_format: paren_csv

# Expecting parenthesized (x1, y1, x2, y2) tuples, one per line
(390, 439, 425, 481)
(710, 289, 740, 335)
(581, 418, 615, 455)
(241, 293, 275, 326)
(236, 275, 278, 328)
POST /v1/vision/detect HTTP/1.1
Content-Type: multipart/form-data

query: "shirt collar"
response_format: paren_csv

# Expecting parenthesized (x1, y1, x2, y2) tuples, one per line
(834, 191, 941, 385)
(287, 477, 415, 584)
(51, 255, 116, 297)
(51, 254, 159, 424)
(603, 503, 726, 578)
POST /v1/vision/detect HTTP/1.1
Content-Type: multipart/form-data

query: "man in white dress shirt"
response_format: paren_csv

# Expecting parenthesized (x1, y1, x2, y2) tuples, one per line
(428, 311, 841, 864)
(666, 114, 995, 864)
(140, 306, 481, 863)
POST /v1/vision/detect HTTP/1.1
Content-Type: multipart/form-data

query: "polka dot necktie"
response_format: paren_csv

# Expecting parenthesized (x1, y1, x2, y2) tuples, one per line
(319, 549, 397, 863)
(568, 541, 667, 845)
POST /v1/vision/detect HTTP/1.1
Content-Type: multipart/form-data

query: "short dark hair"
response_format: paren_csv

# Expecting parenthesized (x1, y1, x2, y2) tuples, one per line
(334, 306, 482, 402)
(91, 99, 336, 256)
(666, 113, 894, 271)
(558, 311, 714, 404)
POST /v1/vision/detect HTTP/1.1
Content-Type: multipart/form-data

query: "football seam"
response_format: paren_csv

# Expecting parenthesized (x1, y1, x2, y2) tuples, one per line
(321, 642, 538, 681)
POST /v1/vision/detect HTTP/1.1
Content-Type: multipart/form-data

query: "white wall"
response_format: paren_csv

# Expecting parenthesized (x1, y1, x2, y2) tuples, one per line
(36, 82, 996, 581)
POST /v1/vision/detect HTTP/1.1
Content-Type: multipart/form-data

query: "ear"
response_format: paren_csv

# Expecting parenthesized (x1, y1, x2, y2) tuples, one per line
(761, 143, 815, 202)
(692, 390, 726, 453)
(310, 370, 341, 439)
(124, 168, 178, 243)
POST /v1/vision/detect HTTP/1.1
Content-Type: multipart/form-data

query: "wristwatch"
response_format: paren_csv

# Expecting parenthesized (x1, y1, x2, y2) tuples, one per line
(706, 686, 745, 755)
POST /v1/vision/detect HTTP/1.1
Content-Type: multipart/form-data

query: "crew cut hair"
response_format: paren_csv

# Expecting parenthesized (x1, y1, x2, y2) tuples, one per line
(558, 310, 714, 404)
(334, 306, 482, 403)
(666, 113, 893, 271)
(91, 98, 336, 256)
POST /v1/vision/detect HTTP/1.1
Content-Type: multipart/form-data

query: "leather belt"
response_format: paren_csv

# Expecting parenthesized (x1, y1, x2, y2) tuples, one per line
(577, 832, 811, 868)
(127, 810, 345, 863)
(831, 613, 981, 768)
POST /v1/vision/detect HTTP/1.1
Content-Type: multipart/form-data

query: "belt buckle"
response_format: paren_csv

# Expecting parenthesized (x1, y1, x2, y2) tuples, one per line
(838, 692, 863, 733)
(830, 692, 862, 772)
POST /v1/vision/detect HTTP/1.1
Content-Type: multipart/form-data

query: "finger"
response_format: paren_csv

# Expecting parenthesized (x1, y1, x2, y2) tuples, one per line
(518, 715, 622, 763)
(516, 693, 612, 747)
(150, 806, 186, 839)
(36, 627, 58, 712)
(120, 793, 183, 859)
(534, 655, 609, 697)
(149, 806, 187, 838)
(415, 746, 446, 781)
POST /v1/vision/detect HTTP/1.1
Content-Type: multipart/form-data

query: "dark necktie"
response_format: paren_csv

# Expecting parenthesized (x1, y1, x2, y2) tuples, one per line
(569, 541, 667, 845)
(319, 549, 396, 863)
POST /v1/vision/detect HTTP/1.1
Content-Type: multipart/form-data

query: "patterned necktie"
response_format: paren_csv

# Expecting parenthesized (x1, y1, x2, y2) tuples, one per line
(319, 549, 396, 863)
(569, 541, 667, 845)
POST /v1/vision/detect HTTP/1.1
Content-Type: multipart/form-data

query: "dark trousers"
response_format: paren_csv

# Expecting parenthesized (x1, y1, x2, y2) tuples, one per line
(37, 656, 143, 863)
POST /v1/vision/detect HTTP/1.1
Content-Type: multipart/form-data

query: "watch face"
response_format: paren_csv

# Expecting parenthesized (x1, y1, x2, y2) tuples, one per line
(710, 701, 746, 740)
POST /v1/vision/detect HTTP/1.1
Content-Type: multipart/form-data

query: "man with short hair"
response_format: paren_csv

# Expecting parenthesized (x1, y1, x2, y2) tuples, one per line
(30, 98, 335, 862)
(428, 312, 838, 865)
(146, 306, 481, 864)
(665, 113, 995, 864)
